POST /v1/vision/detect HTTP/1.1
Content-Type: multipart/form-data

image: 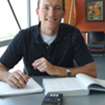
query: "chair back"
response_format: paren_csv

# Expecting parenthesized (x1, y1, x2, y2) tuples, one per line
(87, 31, 105, 43)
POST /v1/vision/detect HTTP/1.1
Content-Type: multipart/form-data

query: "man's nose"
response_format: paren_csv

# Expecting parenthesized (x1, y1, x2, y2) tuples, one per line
(48, 8, 55, 16)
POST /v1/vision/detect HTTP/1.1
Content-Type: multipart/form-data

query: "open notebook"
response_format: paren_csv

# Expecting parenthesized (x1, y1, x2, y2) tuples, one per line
(0, 78, 43, 96)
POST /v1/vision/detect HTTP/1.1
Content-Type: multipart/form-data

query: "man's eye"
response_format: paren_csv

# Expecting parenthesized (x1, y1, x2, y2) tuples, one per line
(55, 7, 61, 11)
(43, 7, 49, 10)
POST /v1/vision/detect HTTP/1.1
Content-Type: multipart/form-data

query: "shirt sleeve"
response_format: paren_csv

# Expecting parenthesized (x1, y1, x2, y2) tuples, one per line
(0, 31, 24, 69)
(71, 27, 94, 66)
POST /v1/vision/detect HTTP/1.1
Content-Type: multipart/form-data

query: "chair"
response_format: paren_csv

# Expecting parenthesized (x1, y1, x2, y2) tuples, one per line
(87, 31, 105, 56)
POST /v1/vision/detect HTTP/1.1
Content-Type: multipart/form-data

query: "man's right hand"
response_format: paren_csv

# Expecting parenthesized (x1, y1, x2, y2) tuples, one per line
(6, 70, 30, 88)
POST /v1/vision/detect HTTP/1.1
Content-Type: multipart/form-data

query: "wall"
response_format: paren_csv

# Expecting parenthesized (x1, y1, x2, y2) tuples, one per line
(64, 0, 105, 32)
(76, 0, 105, 32)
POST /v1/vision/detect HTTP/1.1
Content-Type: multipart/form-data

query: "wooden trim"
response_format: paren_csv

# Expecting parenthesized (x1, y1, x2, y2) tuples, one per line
(64, 0, 76, 25)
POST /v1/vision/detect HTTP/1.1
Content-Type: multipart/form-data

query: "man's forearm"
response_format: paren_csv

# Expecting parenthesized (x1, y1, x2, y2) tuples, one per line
(54, 62, 97, 77)
(53, 66, 67, 77)
(0, 63, 9, 82)
(69, 63, 97, 77)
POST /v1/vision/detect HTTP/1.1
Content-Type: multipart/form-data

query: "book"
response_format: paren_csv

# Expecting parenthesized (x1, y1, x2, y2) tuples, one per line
(42, 73, 105, 96)
(0, 78, 43, 97)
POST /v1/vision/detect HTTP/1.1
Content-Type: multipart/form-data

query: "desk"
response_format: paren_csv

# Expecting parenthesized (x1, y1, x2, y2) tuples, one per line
(0, 76, 105, 105)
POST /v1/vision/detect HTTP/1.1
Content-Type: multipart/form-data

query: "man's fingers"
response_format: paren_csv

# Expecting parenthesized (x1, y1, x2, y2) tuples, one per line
(36, 63, 46, 72)
(32, 60, 42, 68)
(7, 76, 23, 88)
(16, 70, 30, 83)
(32, 58, 47, 70)
(8, 80, 19, 88)
(7, 70, 30, 88)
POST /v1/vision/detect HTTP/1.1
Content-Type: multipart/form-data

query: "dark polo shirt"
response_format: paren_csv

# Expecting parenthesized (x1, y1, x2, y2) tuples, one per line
(0, 23, 93, 76)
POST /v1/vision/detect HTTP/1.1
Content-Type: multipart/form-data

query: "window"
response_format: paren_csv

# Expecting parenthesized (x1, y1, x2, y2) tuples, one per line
(0, 0, 19, 40)
(31, 0, 39, 26)
(0, 0, 38, 42)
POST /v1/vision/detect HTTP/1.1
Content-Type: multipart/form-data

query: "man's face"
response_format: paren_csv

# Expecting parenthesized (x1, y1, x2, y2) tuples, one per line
(36, 0, 65, 31)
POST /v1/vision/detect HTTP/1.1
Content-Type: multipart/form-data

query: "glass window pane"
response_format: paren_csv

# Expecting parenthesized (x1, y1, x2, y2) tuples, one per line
(0, 0, 19, 40)
(10, 0, 27, 29)
(0, 0, 27, 40)
(0, 0, 38, 41)
(31, 0, 39, 26)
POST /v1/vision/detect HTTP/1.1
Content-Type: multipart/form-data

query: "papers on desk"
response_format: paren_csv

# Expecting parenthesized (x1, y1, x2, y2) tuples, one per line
(0, 78, 43, 97)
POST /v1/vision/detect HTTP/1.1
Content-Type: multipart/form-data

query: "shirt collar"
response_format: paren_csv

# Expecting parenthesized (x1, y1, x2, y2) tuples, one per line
(33, 22, 64, 44)
(33, 22, 43, 44)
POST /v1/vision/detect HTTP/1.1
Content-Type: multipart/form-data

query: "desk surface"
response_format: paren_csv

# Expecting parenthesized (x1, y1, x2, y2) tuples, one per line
(1, 76, 105, 105)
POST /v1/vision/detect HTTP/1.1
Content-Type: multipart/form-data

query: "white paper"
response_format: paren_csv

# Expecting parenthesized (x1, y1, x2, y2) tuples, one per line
(0, 78, 43, 96)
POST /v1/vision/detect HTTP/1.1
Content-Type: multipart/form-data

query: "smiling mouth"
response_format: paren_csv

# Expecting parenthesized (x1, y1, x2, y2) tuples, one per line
(46, 18, 57, 23)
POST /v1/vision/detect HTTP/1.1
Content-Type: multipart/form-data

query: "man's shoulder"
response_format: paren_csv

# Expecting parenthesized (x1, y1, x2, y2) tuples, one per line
(21, 24, 38, 33)
(60, 23, 78, 30)
(17, 24, 39, 40)
(59, 23, 80, 38)
(12, 24, 39, 44)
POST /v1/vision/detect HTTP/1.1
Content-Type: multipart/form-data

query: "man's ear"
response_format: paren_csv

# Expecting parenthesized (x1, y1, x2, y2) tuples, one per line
(62, 10, 66, 18)
(36, 8, 39, 17)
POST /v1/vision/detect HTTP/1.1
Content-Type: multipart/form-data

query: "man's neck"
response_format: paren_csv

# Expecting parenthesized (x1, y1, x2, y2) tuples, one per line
(40, 26, 59, 36)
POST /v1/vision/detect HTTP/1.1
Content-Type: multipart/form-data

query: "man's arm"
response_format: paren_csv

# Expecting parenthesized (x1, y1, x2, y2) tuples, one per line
(0, 62, 30, 88)
(0, 62, 10, 82)
(68, 62, 97, 77)
(32, 57, 97, 78)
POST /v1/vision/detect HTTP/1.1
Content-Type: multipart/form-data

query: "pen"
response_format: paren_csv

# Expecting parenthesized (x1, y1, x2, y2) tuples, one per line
(23, 79, 26, 84)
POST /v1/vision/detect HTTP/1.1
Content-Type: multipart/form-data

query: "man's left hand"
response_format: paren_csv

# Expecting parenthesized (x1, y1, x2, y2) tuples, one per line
(32, 57, 56, 75)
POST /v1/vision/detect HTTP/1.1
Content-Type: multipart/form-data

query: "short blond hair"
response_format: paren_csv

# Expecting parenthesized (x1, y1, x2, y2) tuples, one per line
(37, 0, 65, 11)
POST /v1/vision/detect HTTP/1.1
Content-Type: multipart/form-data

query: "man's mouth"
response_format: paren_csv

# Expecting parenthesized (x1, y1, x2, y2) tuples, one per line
(46, 18, 57, 23)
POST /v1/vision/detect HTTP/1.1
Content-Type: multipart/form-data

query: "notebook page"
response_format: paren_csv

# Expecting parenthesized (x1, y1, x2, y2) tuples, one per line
(0, 78, 43, 96)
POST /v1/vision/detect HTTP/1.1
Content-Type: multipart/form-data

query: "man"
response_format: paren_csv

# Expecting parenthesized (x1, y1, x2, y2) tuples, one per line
(0, 0, 97, 88)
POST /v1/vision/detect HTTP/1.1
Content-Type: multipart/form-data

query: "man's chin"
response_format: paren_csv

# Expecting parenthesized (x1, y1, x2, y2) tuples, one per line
(46, 26, 58, 30)
(46, 23, 59, 29)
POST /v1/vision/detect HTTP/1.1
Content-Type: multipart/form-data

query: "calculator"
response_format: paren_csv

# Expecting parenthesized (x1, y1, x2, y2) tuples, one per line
(41, 93, 63, 105)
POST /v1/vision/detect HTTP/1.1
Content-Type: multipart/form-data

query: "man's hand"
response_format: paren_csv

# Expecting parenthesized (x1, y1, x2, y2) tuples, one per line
(32, 57, 56, 76)
(6, 70, 30, 88)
